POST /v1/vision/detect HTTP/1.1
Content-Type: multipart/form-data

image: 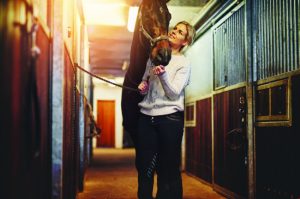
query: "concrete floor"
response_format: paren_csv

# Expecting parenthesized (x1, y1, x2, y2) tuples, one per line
(78, 148, 226, 199)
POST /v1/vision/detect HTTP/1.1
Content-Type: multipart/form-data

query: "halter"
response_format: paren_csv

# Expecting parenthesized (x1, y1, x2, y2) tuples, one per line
(138, 10, 169, 47)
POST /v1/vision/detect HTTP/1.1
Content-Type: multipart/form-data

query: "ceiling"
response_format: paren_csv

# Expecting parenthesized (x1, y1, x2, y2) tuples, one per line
(84, 0, 212, 79)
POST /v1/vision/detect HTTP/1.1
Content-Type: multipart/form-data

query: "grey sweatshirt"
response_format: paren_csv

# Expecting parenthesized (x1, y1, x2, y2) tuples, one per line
(138, 54, 191, 116)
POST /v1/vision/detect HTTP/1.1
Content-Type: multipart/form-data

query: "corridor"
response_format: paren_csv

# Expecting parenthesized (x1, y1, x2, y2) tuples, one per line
(1, 0, 300, 199)
(78, 148, 226, 199)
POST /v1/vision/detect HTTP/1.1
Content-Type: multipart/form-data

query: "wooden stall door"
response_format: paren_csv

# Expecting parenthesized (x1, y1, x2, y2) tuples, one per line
(97, 100, 115, 147)
(213, 87, 248, 198)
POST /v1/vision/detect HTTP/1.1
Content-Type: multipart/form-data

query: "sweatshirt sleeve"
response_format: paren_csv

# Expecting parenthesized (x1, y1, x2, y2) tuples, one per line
(159, 63, 191, 100)
(141, 59, 152, 81)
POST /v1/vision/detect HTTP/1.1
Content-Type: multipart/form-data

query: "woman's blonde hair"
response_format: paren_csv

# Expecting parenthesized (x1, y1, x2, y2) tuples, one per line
(175, 21, 196, 45)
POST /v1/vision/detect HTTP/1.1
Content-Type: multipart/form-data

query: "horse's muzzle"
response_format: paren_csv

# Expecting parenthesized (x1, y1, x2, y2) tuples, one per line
(152, 48, 171, 66)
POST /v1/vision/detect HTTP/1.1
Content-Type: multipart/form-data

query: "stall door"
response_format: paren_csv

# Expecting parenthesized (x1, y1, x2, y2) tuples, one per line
(212, 3, 247, 198)
(97, 100, 115, 147)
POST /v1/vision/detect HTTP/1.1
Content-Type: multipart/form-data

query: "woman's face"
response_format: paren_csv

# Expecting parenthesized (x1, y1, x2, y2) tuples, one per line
(168, 23, 188, 47)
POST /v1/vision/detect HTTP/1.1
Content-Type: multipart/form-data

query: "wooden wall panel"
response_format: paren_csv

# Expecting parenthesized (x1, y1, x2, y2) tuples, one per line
(256, 75, 300, 198)
(35, 25, 51, 199)
(0, 2, 51, 198)
(63, 47, 77, 199)
(185, 98, 212, 183)
(213, 87, 247, 197)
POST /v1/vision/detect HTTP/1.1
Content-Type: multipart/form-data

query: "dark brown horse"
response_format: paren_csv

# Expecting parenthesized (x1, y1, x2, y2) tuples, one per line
(121, 0, 171, 145)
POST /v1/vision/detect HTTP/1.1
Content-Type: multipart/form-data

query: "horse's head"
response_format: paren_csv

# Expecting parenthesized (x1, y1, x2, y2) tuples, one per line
(139, 0, 172, 66)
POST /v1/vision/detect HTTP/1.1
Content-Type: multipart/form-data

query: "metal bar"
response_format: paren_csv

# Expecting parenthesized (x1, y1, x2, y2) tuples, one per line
(264, 1, 271, 78)
(259, 0, 264, 79)
(282, 0, 287, 73)
(278, 0, 283, 74)
(273, 0, 279, 75)
(263, 0, 267, 79)
(286, 0, 291, 71)
(270, 0, 274, 76)
(292, 0, 298, 71)
(289, 0, 294, 71)
(240, 9, 245, 82)
(298, 0, 300, 70)
(228, 18, 232, 85)
(245, 0, 255, 197)
(234, 8, 243, 83)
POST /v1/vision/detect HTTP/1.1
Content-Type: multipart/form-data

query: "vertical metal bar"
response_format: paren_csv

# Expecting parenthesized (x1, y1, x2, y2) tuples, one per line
(274, 0, 278, 75)
(269, 0, 273, 76)
(214, 30, 218, 88)
(295, 0, 300, 69)
(262, 0, 267, 79)
(278, 0, 283, 74)
(292, 0, 298, 71)
(236, 9, 239, 83)
(276, 0, 281, 74)
(228, 18, 232, 85)
(286, 0, 291, 72)
(236, 9, 239, 82)
(242, 8, 246, 81)
(221, 26, 225, 86)
(213, 31, 216, 89)
(218, 29, 221, 88)
(245, 0, 255, 198)
(243, 7, 246, 81)
(269, 0, 274, 76)
(224, 24, 227, 86)
(259, 0, 263, 80)
(282, 0, 287, 73)
(256, 3, 260, 80)
(236, 10, 239, 83)
(239, 9, 243, 82)
(216, 30, 219, 88)
(289, 0, 294, 71)
(216, 29, 219, 88)
(232, 15, 236, 84)
(265, 0, 270, 78)
(265, 0, 269, 79)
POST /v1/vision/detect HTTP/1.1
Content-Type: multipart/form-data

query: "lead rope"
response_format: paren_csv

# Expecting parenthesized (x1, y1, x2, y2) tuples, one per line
(76, 65, 139, 92)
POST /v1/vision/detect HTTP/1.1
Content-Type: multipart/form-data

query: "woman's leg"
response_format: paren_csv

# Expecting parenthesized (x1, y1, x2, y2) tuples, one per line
(136, 114, 158, 199)
(155, 112, 184, 199)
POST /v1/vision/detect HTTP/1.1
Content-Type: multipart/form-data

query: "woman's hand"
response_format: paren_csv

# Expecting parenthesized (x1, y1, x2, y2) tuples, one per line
(153, 65, 165, 76)
(138, 80, 149, 95)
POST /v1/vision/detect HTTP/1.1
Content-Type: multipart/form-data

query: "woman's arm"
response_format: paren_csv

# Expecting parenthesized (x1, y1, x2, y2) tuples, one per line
(141, 59, 152, 81)
(156, 65, 191, 100)
(138, 59, 152, 95)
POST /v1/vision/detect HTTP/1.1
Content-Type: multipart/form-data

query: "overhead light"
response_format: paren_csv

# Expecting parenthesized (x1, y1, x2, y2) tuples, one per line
(127, 6, 139, 32)
(84, 2, 127, 26)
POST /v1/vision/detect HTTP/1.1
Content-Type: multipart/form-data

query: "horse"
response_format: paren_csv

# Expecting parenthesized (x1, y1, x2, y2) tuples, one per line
(121, 0, 172, 145)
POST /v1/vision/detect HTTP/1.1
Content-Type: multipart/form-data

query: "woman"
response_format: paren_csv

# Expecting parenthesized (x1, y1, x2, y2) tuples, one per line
(136, 21, 195, 199)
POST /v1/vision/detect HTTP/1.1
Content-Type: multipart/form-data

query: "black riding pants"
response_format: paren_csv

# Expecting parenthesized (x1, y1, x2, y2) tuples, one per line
(136, 112, 184, 199)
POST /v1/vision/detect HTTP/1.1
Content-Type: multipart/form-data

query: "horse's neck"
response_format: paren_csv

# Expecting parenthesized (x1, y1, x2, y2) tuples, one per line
(127, 22, 150, 84)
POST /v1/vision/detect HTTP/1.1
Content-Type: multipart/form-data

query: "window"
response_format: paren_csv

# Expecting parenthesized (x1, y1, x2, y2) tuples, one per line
(256, 78, 291, 126)
(185, 102, 196, 127)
